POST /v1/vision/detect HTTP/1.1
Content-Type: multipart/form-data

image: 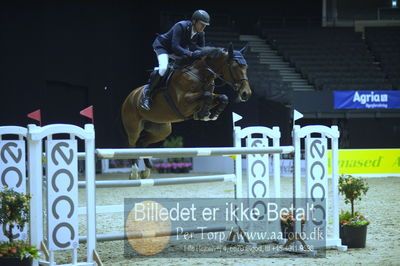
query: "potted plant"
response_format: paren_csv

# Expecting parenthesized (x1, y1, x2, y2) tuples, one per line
(280, 211, 305, 239)
(339, 174, 369, 248)
(158, 136, 193, 174)
(163, 136, 184, 165)
(0, 187, 40, 265)
(171, 162, 193, 173)
(162, 135, 183, 149)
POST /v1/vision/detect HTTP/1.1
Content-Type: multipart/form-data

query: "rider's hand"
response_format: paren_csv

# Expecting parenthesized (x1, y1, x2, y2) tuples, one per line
(192, 50, 202, 58)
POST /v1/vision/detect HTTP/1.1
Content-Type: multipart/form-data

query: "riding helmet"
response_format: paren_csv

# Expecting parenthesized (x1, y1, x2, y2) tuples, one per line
(192, 10, 210, 25)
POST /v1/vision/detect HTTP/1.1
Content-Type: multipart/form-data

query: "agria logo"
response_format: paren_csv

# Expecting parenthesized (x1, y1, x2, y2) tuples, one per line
(353, 91, 388, 108)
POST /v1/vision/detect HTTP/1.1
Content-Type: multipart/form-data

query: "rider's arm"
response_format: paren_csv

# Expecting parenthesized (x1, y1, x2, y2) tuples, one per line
(171, 23, 192, 57)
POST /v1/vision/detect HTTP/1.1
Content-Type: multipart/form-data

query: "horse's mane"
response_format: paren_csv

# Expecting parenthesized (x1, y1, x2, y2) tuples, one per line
(198, 46, 225, 59)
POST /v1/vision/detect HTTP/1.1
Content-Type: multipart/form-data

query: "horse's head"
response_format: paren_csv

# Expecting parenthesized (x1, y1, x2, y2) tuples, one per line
(222, 43, 252, 102)
(197, 45, 251, 102)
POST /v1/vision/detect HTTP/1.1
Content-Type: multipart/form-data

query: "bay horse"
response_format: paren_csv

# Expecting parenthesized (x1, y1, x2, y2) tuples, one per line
(121, 44, 251, 179)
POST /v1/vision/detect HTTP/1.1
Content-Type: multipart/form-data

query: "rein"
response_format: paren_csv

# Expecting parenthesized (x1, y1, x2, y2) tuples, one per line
(161, 63, 216, 121)
(182, 58, 247, 92)
(161, 53, 248, 121)
(226, 60, 249, 91)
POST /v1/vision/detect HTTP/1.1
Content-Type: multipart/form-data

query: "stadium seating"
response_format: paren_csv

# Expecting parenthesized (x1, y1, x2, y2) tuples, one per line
(206, 27, 292, 104)
(261, 27, 394, 91)
(365, 27, 400, 90)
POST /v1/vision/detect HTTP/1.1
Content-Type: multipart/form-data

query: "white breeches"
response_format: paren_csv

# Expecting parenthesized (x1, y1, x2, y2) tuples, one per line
(156, 53, 169, 76)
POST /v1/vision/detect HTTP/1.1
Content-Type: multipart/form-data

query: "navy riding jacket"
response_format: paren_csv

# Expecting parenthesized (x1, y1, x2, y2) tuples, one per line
(152, 20, 205, 56)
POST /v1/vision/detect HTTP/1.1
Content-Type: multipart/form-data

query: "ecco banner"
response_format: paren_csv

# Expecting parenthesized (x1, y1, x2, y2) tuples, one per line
(46, 139, 79, 251)
(0, 140, 27, 241)
(333, 90, 400, 109)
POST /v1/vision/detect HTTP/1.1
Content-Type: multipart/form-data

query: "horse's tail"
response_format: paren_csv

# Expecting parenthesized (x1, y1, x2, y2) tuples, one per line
(119, 95, 130, 147)
(120, 88, 142, 148)
(119, 110, 127, 138)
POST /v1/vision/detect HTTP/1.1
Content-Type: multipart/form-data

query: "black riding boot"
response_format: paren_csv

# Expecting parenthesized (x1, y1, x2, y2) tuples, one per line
(140, 71, 161, 111)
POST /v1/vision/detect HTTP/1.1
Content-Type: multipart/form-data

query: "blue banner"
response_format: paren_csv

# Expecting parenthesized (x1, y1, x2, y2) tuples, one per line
(334, 91, 400, 109)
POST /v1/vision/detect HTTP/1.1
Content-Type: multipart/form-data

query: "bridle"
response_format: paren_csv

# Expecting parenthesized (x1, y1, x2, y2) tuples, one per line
(183, 57, 248, 92)
(224, 59, 248, 91)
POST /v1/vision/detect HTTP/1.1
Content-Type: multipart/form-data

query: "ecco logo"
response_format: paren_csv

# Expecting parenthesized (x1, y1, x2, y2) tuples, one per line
(307, 138, 327, 227)
(47, 140, 78, 249)
(0, 140, 26, 240)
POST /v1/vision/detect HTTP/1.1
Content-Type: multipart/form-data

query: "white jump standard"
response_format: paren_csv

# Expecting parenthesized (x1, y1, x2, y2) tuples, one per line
(0, 121, 346, 266)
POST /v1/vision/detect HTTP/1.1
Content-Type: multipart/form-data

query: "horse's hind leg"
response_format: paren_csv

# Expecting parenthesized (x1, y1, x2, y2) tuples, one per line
(138, 159, 152, 179)
(137, 122, 172, 148)
(124, 128, 144, 180)
(136, 122, 172, 178)
(143, 158, 153, 169)
(130, 159, 140, 180)
(121, 97, 145, 179)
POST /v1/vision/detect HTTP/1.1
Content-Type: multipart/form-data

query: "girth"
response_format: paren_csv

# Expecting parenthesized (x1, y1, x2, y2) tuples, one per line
(159, 67, 190, 120)
(155, 60, 215, 121)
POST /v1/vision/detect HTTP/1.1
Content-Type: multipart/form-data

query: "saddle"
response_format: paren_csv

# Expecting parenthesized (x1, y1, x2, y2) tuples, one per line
(148, 56, 206, 120)
(153, 66, 174, 92)
(149, 65, 187, 120)
(152, 55, 192, 92)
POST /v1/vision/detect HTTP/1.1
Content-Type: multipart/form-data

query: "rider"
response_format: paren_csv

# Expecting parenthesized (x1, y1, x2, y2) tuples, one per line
(140, 10, 211, 111)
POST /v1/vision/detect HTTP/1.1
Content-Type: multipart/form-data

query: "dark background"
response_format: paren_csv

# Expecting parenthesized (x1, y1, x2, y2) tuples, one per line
(1, 0, 398, 148)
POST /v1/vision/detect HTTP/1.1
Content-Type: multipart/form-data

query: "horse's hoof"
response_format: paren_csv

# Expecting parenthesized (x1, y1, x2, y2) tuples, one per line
(140, 168, 151, 179)
(194, 111, 211, 121)
(129, 169, 139, 180)
(209, 114, 219, 120)
(199, 111, 211, 119)
(201, 114, 216, 121)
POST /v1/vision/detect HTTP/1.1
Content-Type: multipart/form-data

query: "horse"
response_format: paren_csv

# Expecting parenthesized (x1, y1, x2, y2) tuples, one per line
(121, 43, 251, 179)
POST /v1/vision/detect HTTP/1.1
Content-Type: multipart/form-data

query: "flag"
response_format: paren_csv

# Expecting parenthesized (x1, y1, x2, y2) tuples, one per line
(293, 109, 303, 122)
(232, 112, 243, 129)
(232, 112, 243, 123)
(80, 105, 94, 124)
(27, 109, 42, 126)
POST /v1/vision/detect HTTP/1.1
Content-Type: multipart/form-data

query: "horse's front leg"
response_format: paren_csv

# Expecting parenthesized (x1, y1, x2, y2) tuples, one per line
(194, 91, 213, 120)
(184, 91, 214, 120)
(209, 94, 229, 120)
